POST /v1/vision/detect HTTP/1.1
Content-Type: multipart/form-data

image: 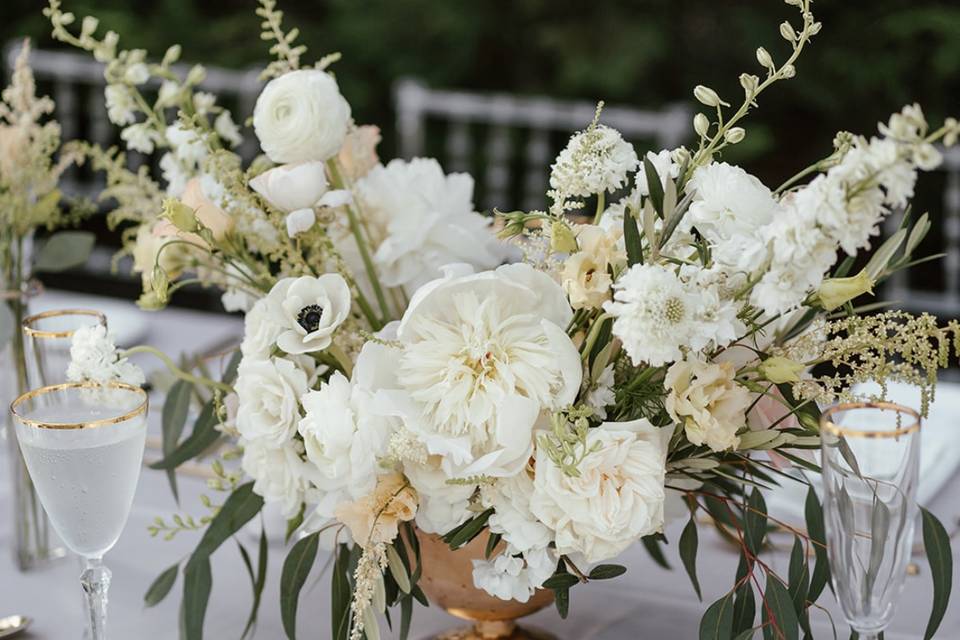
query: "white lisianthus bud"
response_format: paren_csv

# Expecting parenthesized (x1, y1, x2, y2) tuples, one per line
(739, 73, 759, 95)
(185, 64, 206, 86)
(756, 47, 775, 71)
(694, 113, 710, 137)
(817, 269, 874, 311)
(162, 44, 182, 66)
(780, 21, 797, 42)
(693, 85, 724, 108)
(758, 356, 805, 384)
(723, 127, 746, 145)
(809, 21, 823, 35)
(781, 64, 796, 79)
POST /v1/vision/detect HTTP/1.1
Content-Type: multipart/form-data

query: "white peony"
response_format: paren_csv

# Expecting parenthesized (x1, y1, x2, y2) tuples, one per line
(354, 158, 505, 291)
(249, 161, 330, 213)
(241, 438, 307, 518)
(390, 263, 582, 478)
(234, 356, 310, 447)
(664, 359, 751, 452)
(252, 69, 351, 164)
(529, 418, 670, 563)
(472, 545, 555, 603)
(549, 124, 639, 197)
(605, 263, 696, 366)
(687, 162, 778, 273)
(264, 275, 352, 355)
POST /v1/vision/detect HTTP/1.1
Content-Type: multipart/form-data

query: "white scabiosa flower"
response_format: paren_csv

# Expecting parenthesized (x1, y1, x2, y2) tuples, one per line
(664, 359, 752, 452)
(66, 325, 145, 386)
(234, 356, 310, 447)
(604, 263, 696, 367)
(264, 274, 352, 355)
(252, 69, 351, 164)
(549, 124, 639, 197)
(472, 545, 555, 603)
(353, 158, 506, 291)
(388, 263, 581, 478)
(529, 418, 670, 563)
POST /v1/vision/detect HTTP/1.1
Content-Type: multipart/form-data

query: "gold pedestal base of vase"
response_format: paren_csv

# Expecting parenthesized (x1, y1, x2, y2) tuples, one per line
(426, 620, 555, 640)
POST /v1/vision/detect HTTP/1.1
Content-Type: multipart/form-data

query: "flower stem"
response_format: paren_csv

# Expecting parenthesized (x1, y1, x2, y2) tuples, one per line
(121, 345, 233, 393)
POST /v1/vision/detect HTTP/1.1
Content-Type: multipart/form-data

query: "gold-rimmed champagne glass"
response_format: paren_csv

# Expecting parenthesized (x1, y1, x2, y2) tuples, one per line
(820, 401, 921, 640)
(10, 382, 149, 640)
(22, 309, 108, 387)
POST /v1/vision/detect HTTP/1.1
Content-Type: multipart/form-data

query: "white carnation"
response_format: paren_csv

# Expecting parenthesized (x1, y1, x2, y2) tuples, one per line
(252, 69, 351, 164)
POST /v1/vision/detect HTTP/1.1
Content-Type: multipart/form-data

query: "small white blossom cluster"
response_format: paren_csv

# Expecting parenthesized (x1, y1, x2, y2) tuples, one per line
(549, 122, 639, 200)
(67, 325, 145, 386)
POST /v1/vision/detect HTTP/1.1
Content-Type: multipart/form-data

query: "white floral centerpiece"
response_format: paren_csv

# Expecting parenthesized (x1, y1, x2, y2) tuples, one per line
(46, 0, 960, 638)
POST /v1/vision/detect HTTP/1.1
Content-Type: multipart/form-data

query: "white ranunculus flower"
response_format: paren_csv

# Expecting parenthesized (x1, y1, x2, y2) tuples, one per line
(249, 161, 329, 213)
(529, 418, 670, 564)
(234, 356, 310, 447)
(354, 158, 506, 291)
(241, 438, 307, 518)
(391, 263, 581, 478)
(265, 274, 352, 354)
(664, 359, 752, 452)
(252, 69, 351, 164)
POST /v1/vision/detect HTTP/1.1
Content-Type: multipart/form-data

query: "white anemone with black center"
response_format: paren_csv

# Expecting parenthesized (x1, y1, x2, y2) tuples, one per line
(265, 274, 352, 355)
(369, 263, 581, 479)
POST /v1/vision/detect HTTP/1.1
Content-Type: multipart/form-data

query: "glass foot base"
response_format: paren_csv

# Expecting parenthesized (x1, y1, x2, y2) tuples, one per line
(426, 621, 556, 640)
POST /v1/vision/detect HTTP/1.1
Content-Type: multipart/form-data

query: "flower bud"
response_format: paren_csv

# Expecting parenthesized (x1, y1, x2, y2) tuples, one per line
(759, 356, 805, 384)
(162, 198, 199, 233)
(780, 21, 797, 42)
(185, 64, 206, 86)
(60, 12, 75, 25)
(756, 47, 774, 70)
(781, 64, 796, 79)
(944, 117, 959, 147)
(808, 21, 823, 35)
(739, 73, 759, 95)
(816, 269, 874, 311)
(694, 85, 722, 108)
(81, 16, 99, 37)
(550, 220, 579, 254)
(694, 113, 710, 137)
(162, 44, 182, 67)
(724, 127, 746, 144)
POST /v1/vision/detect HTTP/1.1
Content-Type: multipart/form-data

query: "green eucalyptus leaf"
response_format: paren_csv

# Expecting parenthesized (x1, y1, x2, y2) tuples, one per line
(444, 508, 494, 549)
(680, 515, 702, 600)
(762, 576, 799, 640)
(623, 206, 644, 267)
(241, 525, 268, 639)
(641, 534, 671, 570)
(643, 156, 664, 216)
(387, 544, 411, 594)
(144, 562, 179, 608)
(788, 536, 811, 635)
(399, 595, 413, 640)
(744, 489, 768, 556)
(160, 379, 193, 503)
(588, 564, 627, 580)
(150, 399, 219, 470)
(699, 591, 735, 640)
(182, 556, 212, 640)
(281, 531, 320, 640)
(921, 507, 953, 640)
(33, 230, 96, 273)
(333, 544, 352, 640)
(542, 573, 579, 590)
(732, 582, 756, 636)
(193, 482, 263, 559)
(554, 586, 570, 619)
(864, 228, 905, 280)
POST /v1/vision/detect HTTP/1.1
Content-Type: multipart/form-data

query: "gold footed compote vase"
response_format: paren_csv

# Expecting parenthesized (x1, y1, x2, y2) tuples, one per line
(415, 530, 556, 640)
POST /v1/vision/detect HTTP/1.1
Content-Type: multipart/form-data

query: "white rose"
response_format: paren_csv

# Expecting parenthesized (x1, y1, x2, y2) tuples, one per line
(234, 356, 310, 447)
(249, 161, 330, 213)
(664, 359, 751, 452)
(266, 274, 352, 354)
(241, 438, 307, 519)
(252, 69, 351, 164)
(529, 418, 670, 564)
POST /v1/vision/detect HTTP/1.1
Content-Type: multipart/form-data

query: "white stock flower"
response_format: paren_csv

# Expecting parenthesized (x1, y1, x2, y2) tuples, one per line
(354, 158, 505, 291)
(549, 124, 639, 197)
(388, 263, 581, 478)
(121, 123, 160, 154)
(165, 123, 207, 166)
(530, 419, 670, 563)
(253, 69, 351, 164)
(234, 356, 310, 447)
(481, 470, 552, 553)
(605, 263, 696, 366)
(250, 161, 330, 213)
(241, 438, 307, 518)
(214, 111, 242, 148)
(664, 359, 751, 452)
(472, 545, 555, 603)
(159, 152, 189, 196)
(265, 275, 352, 354)
(687, 162, 778, 272)
(104, 84, 136, 125)
(583, 364, 616, 420)
(67, 324, 145, 386)
(635, 149, 680, 197)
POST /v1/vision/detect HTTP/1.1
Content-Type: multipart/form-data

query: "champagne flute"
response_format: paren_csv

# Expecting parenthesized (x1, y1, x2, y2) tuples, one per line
(22, 309, 108, 387)
(10, 382, 149, 640)
(820, 400, 921, 640)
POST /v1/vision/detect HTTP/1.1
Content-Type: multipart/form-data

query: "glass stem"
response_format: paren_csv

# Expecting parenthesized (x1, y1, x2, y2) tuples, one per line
(80, 556, 111, 640)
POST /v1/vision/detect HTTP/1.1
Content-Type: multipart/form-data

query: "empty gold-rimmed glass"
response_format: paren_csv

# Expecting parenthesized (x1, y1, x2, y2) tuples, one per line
(820, 400, 921, 640)
(21, 309, 108, 389)
(10, 381, 149, 640)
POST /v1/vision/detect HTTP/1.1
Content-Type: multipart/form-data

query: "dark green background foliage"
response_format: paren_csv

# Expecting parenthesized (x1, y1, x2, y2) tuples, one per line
(3, 0, 959, 183)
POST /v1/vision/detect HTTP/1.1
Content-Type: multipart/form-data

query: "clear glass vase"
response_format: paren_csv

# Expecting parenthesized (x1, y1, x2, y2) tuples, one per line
(0, 232, 66, 570)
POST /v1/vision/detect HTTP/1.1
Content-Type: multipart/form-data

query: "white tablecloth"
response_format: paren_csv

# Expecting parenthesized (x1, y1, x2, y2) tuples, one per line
(1, 291, 957, 639)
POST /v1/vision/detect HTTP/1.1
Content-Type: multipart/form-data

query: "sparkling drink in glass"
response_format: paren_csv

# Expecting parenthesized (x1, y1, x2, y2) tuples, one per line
(820, 400, 921, 640)
(11, 382, 148, 639)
